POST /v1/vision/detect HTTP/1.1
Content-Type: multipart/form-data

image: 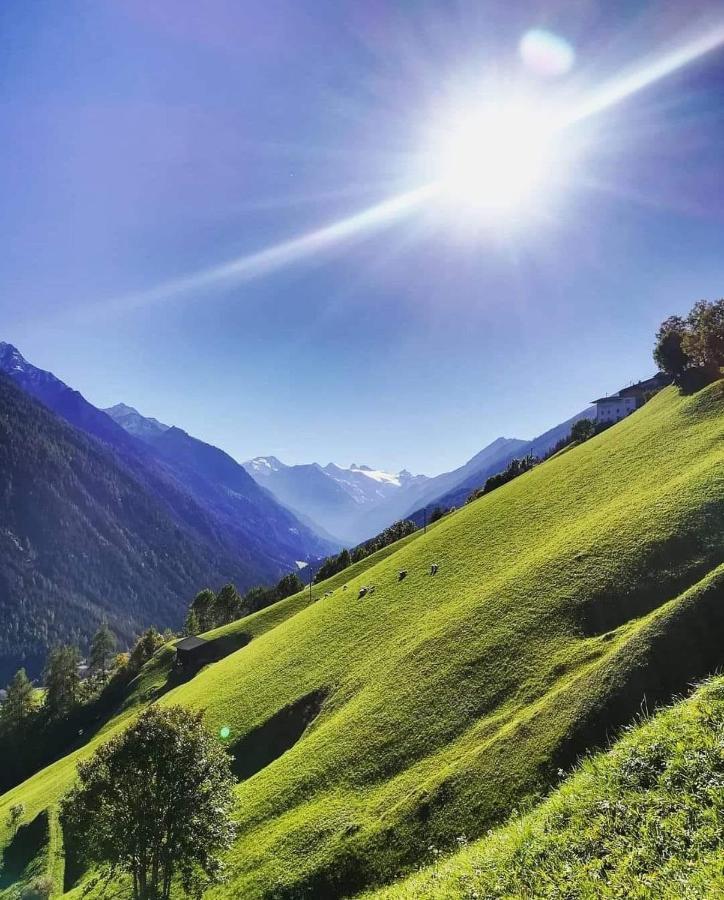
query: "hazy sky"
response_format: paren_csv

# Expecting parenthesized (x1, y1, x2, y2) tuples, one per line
(2, 0, 724, 475)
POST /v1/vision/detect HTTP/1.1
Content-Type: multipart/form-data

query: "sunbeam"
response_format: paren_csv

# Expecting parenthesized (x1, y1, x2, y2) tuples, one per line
(99, 25, 724, 314)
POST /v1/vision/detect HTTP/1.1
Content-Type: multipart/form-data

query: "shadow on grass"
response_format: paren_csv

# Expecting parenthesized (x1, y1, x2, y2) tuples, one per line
(165, 632, 252, 689)
(0, 810, 48, 888)
(229, 689, 326, 782)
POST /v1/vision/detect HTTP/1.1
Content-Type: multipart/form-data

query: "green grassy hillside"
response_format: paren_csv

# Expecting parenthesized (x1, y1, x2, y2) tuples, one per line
(1, 382, 723, 898)
(365, 673, 724, 899)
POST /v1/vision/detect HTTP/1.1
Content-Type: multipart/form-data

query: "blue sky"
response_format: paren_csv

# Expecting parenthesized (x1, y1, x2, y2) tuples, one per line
(2, 0, 724, 475)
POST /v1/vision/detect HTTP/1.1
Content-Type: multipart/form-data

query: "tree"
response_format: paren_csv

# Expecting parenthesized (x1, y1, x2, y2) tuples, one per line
(183, 608, 200, 636)
(653, 315, 691, 381)
(215, 583, 243, 625)
(89, 624, 117, 682)
(190, 589, 217, 632)
(60, 705, 236, 900)
(683, 299, 724, 370)
(276, 572, 303, 600)
(44, 645, 81, 718)
(0, 668, 37, 731)
(571, 418, 596, 443)
(429, 506, 446, 524)
(127, 628, 165, 674)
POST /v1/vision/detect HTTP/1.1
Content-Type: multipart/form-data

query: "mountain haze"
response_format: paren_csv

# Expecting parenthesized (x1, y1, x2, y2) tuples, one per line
(0, 343, 333, 580)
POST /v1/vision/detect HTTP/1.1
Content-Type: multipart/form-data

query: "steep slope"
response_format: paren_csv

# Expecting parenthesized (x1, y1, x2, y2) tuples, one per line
(1, 381, 723, 899)
(0, 343, 333, 577)
(367, 675, 724, 899)
(411, 406, 595, 515)
(0, 375, 251, 681)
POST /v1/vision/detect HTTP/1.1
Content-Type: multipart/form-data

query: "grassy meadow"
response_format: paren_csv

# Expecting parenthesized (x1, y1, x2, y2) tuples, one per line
(1, 380, 723, 898)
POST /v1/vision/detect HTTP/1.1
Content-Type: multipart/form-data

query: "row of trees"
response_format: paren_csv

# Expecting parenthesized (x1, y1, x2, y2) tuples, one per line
(654, 299, 724, 383)
(183, 572, 305, 635)
(0, 625, 169, 792)
(314, 519, 418, 583)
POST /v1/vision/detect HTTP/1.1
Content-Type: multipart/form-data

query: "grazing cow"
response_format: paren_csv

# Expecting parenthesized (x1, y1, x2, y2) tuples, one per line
(398, 570, 407, 581)
(358, 587, 368, 599)
(430, 563, 439, 575)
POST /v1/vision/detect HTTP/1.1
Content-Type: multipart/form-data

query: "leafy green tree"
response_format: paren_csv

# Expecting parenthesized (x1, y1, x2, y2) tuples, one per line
(653, 315, 691, 380)
(127, 628, 165, 673)
(338, 548, 352, 570)
(683, 299, 724, 370)
(43, 645, 81, 718)
(0, 668, 37, 731)
(276, 572, 304, 600)
(60, 705, 236, 900)
(215, 583, 243, 625)
(89, 624, 116, 682)
(571, 418, 596, 443)
(190, 588, 217, 632)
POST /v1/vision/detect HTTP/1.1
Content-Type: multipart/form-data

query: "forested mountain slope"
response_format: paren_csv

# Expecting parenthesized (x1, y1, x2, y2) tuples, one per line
(0, 375, 252, 680)
(1, 380, 723, 898)
(0, 342, 334, 579)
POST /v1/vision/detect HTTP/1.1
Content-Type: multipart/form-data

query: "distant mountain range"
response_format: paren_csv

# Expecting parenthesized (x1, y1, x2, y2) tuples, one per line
(243, 457, 427, 544)
(0, 339, 599, 675)
(0, 342, 336, 676)
(243, 412, 595, 546)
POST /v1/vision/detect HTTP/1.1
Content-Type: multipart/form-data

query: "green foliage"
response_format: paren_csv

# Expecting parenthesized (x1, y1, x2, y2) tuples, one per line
(215, 583, 243, 626)
(0, 670, 36, 731)
(428, 506, 446, 524)
(570, 417, 596, 443)
(0, 374, 253, 684)
(654, 314, 691, 380)
(683, 298, 724, 369)
(654, 299, 724, 382)
(315, 521, 418, 583)
(60, 705, 236, 900)
(43, 646, 80, 719)
(276, 572, 304, 600)
(183, 608, 200, 636)
(2, 381, 724, 899)
(127, 629, 165, 675)
(88, 625, 116, 682)
(190, 589, 217, 632)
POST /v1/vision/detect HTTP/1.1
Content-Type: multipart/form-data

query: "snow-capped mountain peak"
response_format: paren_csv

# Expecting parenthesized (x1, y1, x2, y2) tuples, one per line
(245, 455, 285, 477)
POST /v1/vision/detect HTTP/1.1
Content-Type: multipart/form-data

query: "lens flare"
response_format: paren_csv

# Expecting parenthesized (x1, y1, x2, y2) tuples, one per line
(520, 29, 575, 78)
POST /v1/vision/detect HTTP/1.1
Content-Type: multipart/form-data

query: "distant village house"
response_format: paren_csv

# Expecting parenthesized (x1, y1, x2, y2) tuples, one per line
(592, 373, 670, 424)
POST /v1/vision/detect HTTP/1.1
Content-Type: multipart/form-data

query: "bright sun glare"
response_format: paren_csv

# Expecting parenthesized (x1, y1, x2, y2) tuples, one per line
(430, 96, 564, 222)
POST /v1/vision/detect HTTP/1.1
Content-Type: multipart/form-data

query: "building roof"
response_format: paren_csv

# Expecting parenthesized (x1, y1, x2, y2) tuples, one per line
(175, 635, 208, 652)
(591, 394, 634, 405)
(592, 372, 671, 405)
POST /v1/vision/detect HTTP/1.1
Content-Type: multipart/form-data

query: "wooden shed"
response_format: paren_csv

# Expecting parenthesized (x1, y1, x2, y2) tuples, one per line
(174, 635, 210, 669)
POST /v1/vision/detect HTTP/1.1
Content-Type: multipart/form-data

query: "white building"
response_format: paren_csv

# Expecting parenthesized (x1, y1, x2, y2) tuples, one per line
(592, 373, 671, 424)
(592, 394, 638, 423)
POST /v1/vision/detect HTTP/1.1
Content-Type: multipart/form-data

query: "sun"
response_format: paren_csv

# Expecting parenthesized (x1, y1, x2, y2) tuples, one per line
(428, 96, 566, 223)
